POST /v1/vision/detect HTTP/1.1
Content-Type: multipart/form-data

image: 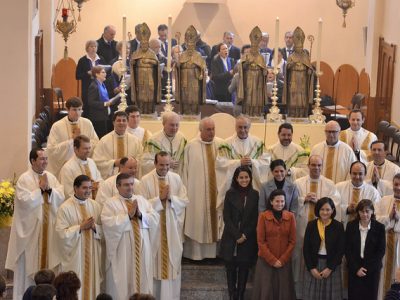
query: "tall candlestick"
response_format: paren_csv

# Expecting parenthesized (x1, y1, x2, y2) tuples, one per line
(167, 15, 172, 72)
(122, 15, 127, 66)
(274, 17, 280, 71)
(316, 18, 322, 75)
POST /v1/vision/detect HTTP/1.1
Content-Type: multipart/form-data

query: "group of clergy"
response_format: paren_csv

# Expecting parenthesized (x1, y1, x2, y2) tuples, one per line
(5, 95, 400, 300)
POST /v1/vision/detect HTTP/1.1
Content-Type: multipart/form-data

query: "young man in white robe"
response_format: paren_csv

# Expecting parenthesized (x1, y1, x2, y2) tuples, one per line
(59, 135, 103, 199)
(182, 117, 224, 260)
(93, 111, 143, 180)
(216, 115, 271, 194)
(125, 105, 152, 147)
(339, 109, 377, 163)
(5, 148, 64, 300)
(141, 111, 187, 177)
(101, 173, 159, 299)
(46, 97, 98, 178)
(138, 151, 188, 300)
(376, 173, 400, 299)
(310, 120, 357, 184)
(293, 155, 340, 298)
(95, 156, 140, 206)
(55, 175, 103, 300)
(267, 123, 307, 180)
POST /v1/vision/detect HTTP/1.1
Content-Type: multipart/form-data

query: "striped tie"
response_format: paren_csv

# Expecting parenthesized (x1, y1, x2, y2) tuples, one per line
(324, 147, 335, 181)
(205, 144, 218, 242)
(39, 174, 50, 269)
(159, 178, 169, 280)
(79, 202, 92, 300)
(308, 181, 318, 221)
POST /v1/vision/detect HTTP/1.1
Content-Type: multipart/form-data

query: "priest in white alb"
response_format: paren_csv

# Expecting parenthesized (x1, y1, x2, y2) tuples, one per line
(125, 105, 152, 147)
(293, 154, 340, 298)
(376, 173, 400, 299)
(310, 120, 357, 184)
(5, 148, 64, 300)
(182, 117, 224, 260)
(93, 111, 142, 179)
(141, 111, 187, 177)
(59, 135, 103, 199)
(95, 156, 140, 206)
(216, 115, 270, 193)
(55, 175, 103, 300)
(101, 173, 159, 299)
(339, 109, 377, 162)
(46, 97, 98, 178)
(139, 152, 188, 300)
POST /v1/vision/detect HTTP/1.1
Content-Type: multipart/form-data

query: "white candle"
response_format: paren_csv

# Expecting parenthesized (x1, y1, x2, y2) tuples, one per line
(316, 18, 322, 75)
(274, 17, 279, 72)
(122, 15, 127, 67)
(167, 15, 172, 72)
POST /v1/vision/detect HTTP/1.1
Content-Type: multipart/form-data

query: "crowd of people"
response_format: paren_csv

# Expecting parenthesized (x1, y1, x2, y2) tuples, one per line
(4, 84, 400, 300)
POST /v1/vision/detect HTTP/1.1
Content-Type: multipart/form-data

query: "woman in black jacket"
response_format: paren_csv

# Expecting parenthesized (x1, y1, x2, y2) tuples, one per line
(219, 166, 259, 300)
(303, 197, 345, 300)
(346, 199, 386, 300)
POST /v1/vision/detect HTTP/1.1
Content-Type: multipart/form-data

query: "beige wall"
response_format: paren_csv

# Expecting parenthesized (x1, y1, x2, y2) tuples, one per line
(52, 0, 369, 74)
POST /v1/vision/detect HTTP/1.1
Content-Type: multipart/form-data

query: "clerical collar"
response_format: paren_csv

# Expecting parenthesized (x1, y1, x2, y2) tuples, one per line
(156, 171, 167, 179)
(236, 135, 248, 141)
(119, 194, 133, 201)
(374, 160, 385, 167)
(326, 141, 339, 147)
(114, 131, 125, 137)
(74, 195, 87, 204)
(163, 131, 175, 141)
(67, 117, 78, 124)
(351, 182, 364, 189)
(309, 176, 320, 182)
(32, 168, 44, 176)
(76, 156, 88, 163)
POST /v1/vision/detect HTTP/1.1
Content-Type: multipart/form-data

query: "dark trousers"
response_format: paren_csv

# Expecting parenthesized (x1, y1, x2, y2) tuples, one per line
(348, 269, 381, 300)
(225, 259, 251, 300)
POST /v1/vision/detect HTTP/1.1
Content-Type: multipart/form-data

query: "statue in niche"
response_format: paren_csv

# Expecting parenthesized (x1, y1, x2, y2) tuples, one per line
(283, 26, 314, 118)
(175, 25, 206, 115)
(237, 26, 268, 116)
(130, 22, 161, 114)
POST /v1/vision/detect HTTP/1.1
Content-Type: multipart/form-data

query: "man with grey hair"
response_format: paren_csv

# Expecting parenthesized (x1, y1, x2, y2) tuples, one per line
(182, 117, 224, 260)
(259, 32, 272, 65)
(97, 25, 118, 65)
(129, 24, 142, 54)
(141, 111, 187, 176)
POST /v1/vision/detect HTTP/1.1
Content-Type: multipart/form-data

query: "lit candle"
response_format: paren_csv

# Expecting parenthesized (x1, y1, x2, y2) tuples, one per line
(122, 15, 127, 68)
(316, 18, 322, 76)
(274, 17, 280, 72)
(167, 15, 172, 72)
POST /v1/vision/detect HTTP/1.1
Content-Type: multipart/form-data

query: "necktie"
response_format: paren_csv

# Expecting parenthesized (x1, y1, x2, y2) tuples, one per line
(324, 147, 335, 181)
(308, 181, 318, 221)
(159, 178, 169, 279)
(116, 135, 125, 159)
(39, 174, 50, 269)
(79, 202, 92, 300)
(205, 144, 218, 242)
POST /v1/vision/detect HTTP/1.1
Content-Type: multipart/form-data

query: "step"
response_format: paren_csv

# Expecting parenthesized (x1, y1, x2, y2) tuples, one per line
(182, 263, 227, 284)
(181, 280, 253, 300)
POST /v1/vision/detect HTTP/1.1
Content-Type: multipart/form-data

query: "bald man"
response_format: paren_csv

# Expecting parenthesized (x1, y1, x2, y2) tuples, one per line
(310, 120, 357, 184)
(182, 118, 224, 260)
(97, 25, 118, 64)
(141, 111, 187, 176)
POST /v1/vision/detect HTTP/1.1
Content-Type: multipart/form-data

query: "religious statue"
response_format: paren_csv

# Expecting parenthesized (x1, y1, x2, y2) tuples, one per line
(237, 26, 268, 116)
(283, 26, 314, 118)
(174, 25, 206, 115)
(130, 23, 161, 114)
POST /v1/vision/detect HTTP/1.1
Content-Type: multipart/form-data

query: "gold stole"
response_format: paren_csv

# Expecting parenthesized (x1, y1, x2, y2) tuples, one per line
(39, 174, 50, 269)
(159, 178, 169, 279)
(324, 147, 335, 181)
(142, 130, 150, 148)
(125, 199, 142, 292)
(70, 122, 80, 138)
(349, 187, 361, 221)
(384, 199, 400, 292)
(377, 164, 384, 178)
(205, 143, 218, 242)
(79, 202, 92, 300)
(116, 135, 125, 159)
(361, 133, 373, 161)
(308, 181, 318, 221)
(81, 162, 98, 200)
(339, 131, 346, 143)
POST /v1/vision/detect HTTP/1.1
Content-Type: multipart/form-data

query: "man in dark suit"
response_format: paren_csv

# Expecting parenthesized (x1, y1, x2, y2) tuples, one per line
(96, 25, 118, 65)
(259, 32, 273, 66)
(209, 32, 241, 68)
(157, 24, 177, 58)
(210, 43, 234, 102)
(281, 31, 294, 61)
(129, 24, 141, 54)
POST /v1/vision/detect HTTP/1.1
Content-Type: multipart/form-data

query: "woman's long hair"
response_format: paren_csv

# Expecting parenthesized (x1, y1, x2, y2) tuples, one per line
(231, 166, 253, 190)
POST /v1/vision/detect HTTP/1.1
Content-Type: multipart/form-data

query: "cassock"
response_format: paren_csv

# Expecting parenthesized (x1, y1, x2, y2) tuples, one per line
(336, 180, 381, 226)
(55, 197, 103, 300)
(293, 175, 340, 298)
(310, 141, 357, 184)
(46, 116, 99, 177)
(182, 136, 224, 260)
(92, 131, 143, 179)
(141, 131, 187, 177)
(139, 169, 188, 300)
(127, 126, 152, 147)
(101, 194, 159, 299)
(95, 174, 141, 206)
(376, 195, 400, 300)
(339, 127, 377, 162)
(59, 155, 103, 199)
(5, 168, 64, 300)
(267, 141, 308, 180)
(216, 134, 270, 193)
(366, 159, 400, 182)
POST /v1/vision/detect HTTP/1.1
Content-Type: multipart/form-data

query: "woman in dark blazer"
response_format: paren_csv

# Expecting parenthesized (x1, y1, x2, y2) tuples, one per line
(219, 166, 259, 300)
(76, 40, 106, 117)
(346, 199, 386, 300)
(87, 65, 114, 138)
(259, 159, 299, 215)
(303, 197, 345, 300)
